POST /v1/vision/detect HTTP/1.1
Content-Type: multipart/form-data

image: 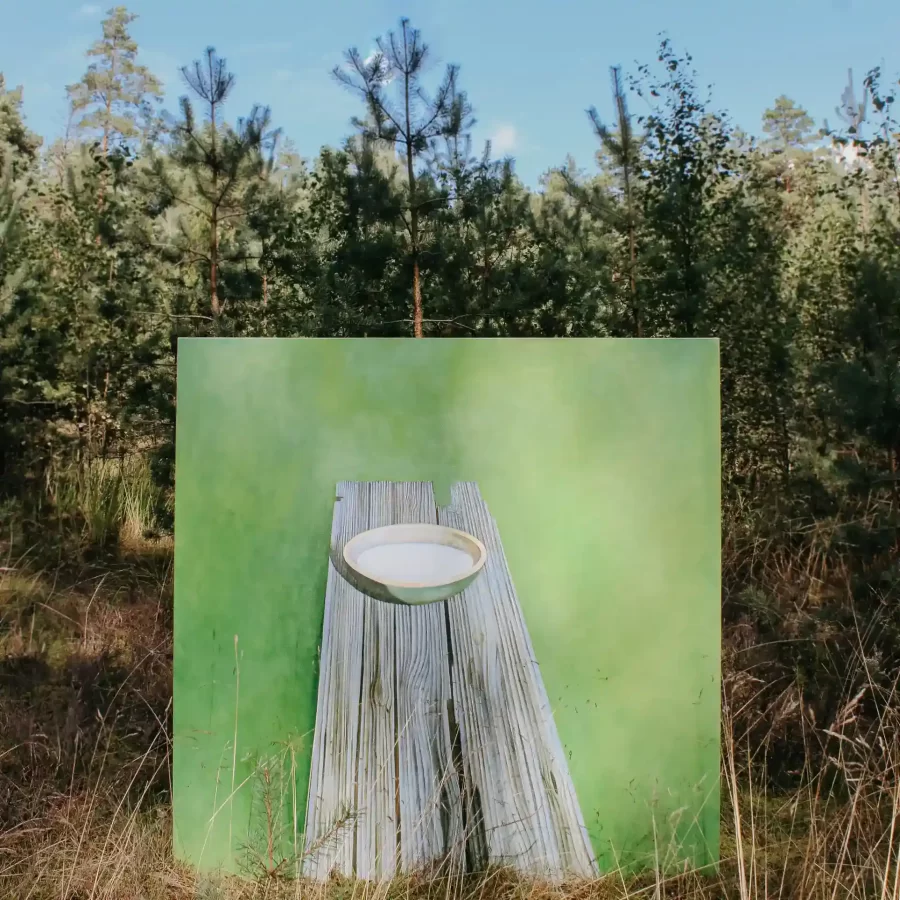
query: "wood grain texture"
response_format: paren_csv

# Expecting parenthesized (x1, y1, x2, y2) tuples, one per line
(304, 482, 596, 881)
(302, 482, 365, 878)
(438, 482, 596, 879)
(304, 482, 460, 880)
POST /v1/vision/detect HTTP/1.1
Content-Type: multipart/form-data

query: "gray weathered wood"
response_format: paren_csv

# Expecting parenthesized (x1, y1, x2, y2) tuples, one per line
(438, 482, 597, 879)
(304, 481, 596, 881)
(303, 482, 461, 880)
(302, 482, 366, 878)
(355, 481, 398, 879)
(391, 484, 464, 873)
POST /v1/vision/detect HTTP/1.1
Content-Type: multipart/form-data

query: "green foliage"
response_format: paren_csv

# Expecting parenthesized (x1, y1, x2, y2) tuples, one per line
(2, 15, 896, 514)
(2, 11, 900, 785)
(147, 47, 278, 319)
(66, 6, 162, 153)
(0, 157, 26, 316)
(334, 18, 473, 335)
(763, 95, 816, 149)
(0, 75, 42, 177)
(1, 140, 172, 510)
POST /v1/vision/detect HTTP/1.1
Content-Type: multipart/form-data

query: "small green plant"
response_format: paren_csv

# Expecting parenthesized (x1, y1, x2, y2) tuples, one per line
(241, 734, 310, 881)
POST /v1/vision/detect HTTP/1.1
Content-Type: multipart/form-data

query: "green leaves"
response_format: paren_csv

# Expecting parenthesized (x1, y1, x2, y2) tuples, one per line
(1, 15, 900, 583)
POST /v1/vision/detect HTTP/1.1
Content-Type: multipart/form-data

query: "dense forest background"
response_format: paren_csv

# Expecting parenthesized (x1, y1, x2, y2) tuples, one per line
(1, 6, 900, 896)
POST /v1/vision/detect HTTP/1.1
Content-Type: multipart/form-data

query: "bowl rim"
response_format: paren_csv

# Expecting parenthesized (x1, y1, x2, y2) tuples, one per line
(342, 523, 487, 590)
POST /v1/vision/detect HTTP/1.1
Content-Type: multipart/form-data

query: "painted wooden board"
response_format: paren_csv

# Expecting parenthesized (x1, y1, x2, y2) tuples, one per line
(438, 482, 596, 879)
(303, 482, 461, 880)
(303, 481, 596, 881)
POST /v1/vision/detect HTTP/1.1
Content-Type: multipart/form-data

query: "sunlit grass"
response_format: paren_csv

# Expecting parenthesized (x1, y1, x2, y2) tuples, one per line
(0, 492, 898, 899)
(43, 452, 166, 550)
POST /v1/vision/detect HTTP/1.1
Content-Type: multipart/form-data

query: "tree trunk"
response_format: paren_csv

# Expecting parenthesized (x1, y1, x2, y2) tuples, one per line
(95, 62, 114, 247)
(622, 167, 641, 337)
(412, 259, 423, 338)
(482, 231, 490, 310)
(261, 272, 269, 336)
(402, 33, 423, 339)
(210, 207, 220, 317)
(95, 123, 110, 247)
(861, 186, 870, 246)
(210, 94, 220, 317)
(612, 64, 641, 338)
(101, 370, 111, 455)
(628, 223, 640, 337)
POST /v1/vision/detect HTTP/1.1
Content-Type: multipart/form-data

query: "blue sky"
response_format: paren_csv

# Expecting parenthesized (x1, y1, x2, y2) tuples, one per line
(2, 0, 899, 186)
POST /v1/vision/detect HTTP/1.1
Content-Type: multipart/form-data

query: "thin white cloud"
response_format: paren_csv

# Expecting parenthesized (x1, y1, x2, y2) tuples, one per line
(362, 50, 393, 84)
(490, 124, 518, 155)
(75, 3, 101, 17)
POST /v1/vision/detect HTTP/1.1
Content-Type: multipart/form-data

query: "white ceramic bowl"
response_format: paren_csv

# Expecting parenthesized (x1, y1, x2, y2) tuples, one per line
(341, 523, 487, 605)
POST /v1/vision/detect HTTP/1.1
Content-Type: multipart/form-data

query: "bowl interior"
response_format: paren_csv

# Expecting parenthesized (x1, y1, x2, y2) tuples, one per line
(343, 524, 486, 589)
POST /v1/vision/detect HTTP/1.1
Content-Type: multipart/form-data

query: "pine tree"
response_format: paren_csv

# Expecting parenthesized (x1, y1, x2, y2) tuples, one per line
(66, 6, 162, 157)
(0, 75, 38, 317)
(761, 96, 816, 194)
(834, 68, 869, 137)
(334, 18, 472, 336)
(762, 95, 815, 150)
(151, 47, 278, 318)
(587, 65, 642, 335)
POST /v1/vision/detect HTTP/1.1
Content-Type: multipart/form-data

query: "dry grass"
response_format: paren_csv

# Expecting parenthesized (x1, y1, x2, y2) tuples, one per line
(0, 489, 898, 900)
(2, 753, 900, 900)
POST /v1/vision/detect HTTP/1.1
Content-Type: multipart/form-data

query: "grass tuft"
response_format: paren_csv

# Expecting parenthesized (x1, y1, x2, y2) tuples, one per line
(43, 452, 166, 551)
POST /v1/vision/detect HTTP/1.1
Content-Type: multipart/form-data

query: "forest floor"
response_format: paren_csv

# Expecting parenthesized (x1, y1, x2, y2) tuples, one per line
(0, 538, 896, 900)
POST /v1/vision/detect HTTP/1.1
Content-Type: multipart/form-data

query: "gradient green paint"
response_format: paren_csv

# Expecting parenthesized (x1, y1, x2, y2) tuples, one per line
(173, 338, 721, 875)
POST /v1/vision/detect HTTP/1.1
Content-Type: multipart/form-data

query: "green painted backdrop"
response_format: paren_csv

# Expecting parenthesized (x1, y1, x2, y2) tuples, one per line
(173, 338, 721, 875)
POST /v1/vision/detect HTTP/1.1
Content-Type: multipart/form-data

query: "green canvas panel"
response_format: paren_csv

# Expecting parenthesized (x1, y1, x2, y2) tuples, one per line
(173, 337, 721, 875)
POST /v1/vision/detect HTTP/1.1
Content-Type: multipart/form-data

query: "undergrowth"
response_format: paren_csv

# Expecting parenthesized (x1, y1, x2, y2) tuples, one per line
(0, 473, 898, 899)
